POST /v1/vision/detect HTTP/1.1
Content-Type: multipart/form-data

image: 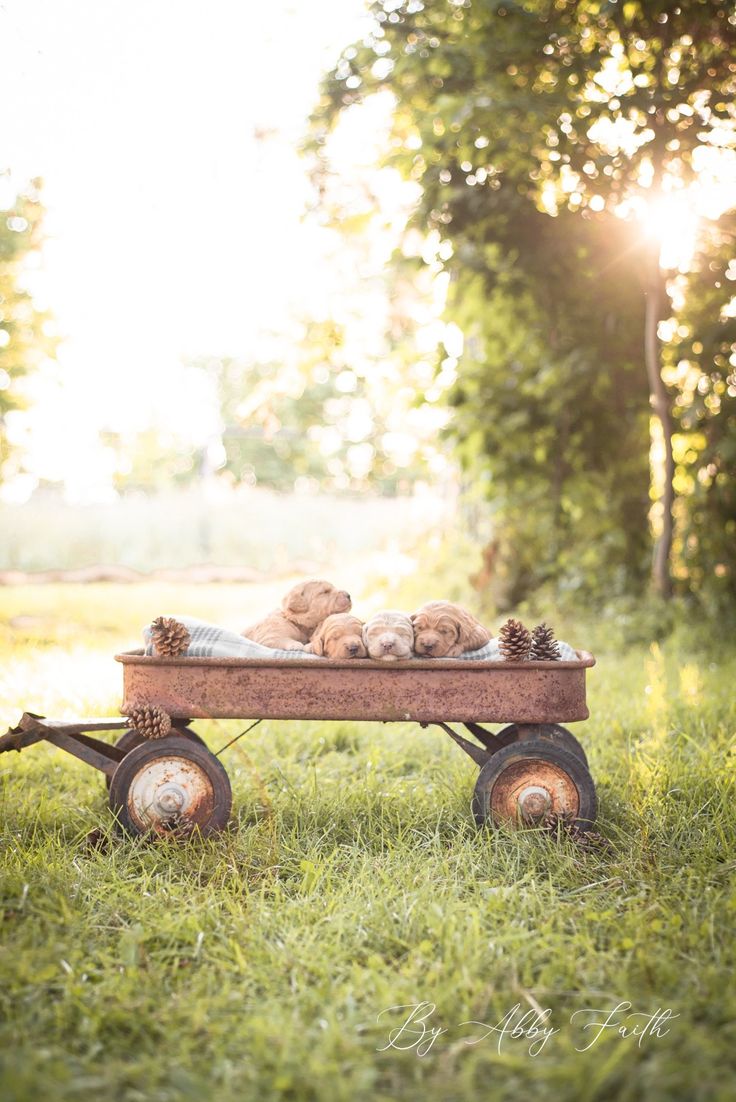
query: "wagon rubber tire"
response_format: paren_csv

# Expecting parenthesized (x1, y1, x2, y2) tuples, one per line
(495, 723, 588, 766)
(472, 737, 596, 829)
(109, 737, 232, 838)
(104, 726, 207, 790)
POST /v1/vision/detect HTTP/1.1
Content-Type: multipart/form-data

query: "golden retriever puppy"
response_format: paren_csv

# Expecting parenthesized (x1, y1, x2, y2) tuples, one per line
(411, 600, 490, 657)
(243, 579, 351, 650)
(362, 610, 414, 661)
(306, 613, 367, 659)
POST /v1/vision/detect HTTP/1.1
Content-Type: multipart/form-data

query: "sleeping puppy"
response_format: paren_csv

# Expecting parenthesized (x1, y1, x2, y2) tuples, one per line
(362, 610, 414, 661)
(243, 579, 351, 650)
(411, 600, 490, 658)
(306, 613, 367, 659)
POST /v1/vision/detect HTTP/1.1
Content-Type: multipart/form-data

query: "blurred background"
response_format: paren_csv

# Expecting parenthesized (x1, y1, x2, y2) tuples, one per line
(1, 0, 735, 645)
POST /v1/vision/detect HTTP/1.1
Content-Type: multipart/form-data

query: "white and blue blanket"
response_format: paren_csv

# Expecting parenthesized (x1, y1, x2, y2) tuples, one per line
(143, 616, 578, 662)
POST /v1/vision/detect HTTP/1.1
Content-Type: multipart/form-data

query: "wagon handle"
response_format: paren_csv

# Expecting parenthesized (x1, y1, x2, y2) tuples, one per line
(0, 712, 48, 754)
(0, 712, 131, 777)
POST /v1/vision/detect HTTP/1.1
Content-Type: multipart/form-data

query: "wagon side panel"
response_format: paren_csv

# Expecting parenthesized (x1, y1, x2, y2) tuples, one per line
(120, 662, 590, 724)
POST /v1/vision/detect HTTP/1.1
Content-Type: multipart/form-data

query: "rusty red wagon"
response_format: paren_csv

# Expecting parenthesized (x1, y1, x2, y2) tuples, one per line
(0, 649, 597, 838)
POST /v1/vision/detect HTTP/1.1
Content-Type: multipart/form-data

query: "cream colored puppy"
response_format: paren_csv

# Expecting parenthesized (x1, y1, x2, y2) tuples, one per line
(243, 579, 351, 650)
(411, 600, 490, 658)
(306, 613, 367, 659)
(362, 610, 414, 661)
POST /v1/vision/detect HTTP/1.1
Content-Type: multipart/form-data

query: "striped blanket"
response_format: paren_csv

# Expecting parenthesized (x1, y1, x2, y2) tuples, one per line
(143, 616, 578, 662)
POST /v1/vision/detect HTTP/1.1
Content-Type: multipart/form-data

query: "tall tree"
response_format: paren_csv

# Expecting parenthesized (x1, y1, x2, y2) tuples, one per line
(0, 175, 56, 480)
(313, 0, 736, 599)
(446, 199, 651, 606)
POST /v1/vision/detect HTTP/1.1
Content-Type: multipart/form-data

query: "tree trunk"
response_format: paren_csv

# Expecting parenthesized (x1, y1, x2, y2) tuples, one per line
(644, 245, 674, 599)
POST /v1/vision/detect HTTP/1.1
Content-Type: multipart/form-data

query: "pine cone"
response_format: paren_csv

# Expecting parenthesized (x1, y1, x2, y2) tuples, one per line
(530, 622, 561, 661)
(157, 813, 195, 839)
(127, 703, 172, 740)
(150, 616, 190, 657)
(542, 809, 575, 832)
(576, 828, 613, 853)
(543, 810, 611, 852)
(498, 618, 532, 661)
(84, 827, 110, 853)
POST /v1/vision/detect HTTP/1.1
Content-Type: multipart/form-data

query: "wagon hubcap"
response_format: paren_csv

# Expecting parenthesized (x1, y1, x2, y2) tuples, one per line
(490, 758, 580, 824)
(155, 785, 186, 815)
(517, 784, 551, 820)
(126, 756, 215, 833)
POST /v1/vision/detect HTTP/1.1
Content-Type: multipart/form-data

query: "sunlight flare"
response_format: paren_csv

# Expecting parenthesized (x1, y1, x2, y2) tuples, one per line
(639, 192, 701, 270)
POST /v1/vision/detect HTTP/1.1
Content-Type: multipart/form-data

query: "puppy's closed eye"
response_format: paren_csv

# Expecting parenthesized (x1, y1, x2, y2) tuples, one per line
(307, 613, 366, 659)
(363, 610, 414, 661)
(411, 601, 489, 657)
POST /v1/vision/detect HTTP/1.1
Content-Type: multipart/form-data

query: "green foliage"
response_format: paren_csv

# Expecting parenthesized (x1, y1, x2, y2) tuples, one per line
(667, 209, 736, 611)
(312, 0, 736, 608)
(1, 585, 736, 1100)
(446, 205, 651, 605)
(100, 428, 204, 493)
(316, 1, 736, 205)
(212, 338, 351, 493)
(186, 320, 437, 496)
(0, 175, 56, 476)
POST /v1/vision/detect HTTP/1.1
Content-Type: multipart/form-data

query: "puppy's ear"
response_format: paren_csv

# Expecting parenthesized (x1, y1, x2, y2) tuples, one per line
(458, 609, 490, 652)
(283, 587, 308, 615)
(308, 625, 326, 656)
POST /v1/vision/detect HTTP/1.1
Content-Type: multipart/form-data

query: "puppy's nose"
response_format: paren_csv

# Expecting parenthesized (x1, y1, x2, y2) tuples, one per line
(422, 641, 435, 653)
(382, 641, 394, 652)
(347, 643, 359, 656)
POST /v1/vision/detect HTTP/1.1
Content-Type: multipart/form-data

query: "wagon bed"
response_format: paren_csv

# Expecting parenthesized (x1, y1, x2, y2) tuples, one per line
(116, 649, 596, 724)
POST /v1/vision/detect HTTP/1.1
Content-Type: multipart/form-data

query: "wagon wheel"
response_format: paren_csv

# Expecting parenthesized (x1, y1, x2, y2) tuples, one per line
(472, 737, 596, 829)
(104, 726, 206, 790)
(109, 737, 232, 838)
(494, 723, 588, 765)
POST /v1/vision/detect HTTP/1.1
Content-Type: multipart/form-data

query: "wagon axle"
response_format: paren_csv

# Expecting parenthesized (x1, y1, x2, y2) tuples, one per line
(2, 710, 598, 838)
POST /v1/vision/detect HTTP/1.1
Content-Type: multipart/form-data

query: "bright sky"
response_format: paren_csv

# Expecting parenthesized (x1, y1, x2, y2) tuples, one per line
(1, 0, 404, 499)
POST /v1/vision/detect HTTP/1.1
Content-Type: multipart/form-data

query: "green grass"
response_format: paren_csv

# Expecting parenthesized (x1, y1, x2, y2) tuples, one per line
(1, 586, 735, 1101)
